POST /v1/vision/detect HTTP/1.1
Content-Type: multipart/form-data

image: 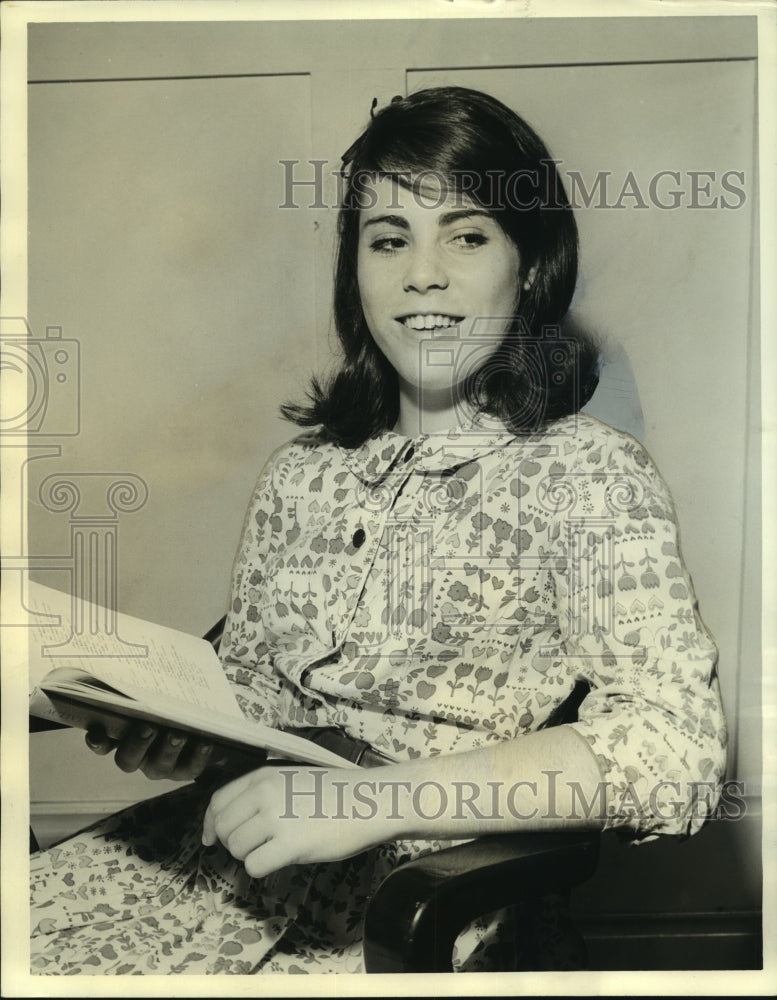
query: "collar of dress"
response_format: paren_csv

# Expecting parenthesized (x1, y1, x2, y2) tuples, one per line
(336, 413, 519, 485)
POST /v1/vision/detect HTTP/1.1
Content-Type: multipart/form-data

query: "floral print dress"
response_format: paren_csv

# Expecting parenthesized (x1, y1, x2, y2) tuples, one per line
(30, 413, 727, 974)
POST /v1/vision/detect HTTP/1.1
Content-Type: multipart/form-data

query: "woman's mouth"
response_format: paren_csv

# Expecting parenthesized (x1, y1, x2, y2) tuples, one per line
(399, 314, 464, 330)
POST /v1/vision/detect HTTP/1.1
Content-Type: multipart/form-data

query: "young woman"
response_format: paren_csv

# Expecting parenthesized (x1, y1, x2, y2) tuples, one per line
(30, 87, 727, 974)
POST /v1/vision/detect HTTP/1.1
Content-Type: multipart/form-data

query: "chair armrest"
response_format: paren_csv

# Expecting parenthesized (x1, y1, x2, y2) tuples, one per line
(363, 830, 599, 973)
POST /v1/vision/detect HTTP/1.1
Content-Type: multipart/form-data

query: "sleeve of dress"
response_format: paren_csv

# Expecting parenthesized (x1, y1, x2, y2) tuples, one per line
(218, 449, 284, 729)
(551, 433, 728, 843)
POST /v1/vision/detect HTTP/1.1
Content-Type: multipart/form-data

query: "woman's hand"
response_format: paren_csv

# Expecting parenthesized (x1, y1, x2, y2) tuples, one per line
(201, 766, 388, 878)
(85, 722, 214, 781)
(201, 727, 609, 879)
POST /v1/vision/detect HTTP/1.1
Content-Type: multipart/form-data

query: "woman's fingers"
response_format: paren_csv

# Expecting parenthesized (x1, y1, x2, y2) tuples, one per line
(85, 725, 117, 756)
(202, 771, 259, 847)
(211, 788, 268, 848)
(243, 837, 290, 880)
(214, 813, 270, 862)
(113, 723, 160, 773)
(200, 768, 375, 876)
(183, 741, 215, 780)
(86, 719, 215, 780)
(84, 720, 215, 781)
(138, 729, 213, 779)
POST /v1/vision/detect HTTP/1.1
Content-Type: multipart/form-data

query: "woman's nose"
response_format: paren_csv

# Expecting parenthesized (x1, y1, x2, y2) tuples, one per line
(402, 246, 449, 293)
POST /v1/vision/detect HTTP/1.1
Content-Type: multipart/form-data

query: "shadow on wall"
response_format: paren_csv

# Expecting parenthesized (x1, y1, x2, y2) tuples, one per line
(570, 313, 645, 443)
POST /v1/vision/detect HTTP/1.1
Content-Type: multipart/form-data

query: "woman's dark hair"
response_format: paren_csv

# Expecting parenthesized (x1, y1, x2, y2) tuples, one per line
(282, 86, 599, 445)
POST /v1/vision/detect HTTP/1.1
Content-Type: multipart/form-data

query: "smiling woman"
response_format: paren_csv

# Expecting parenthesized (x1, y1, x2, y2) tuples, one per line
(357, 177, 524, 430)
(283, 88, 591, 447)
(29, 86, 726, 976)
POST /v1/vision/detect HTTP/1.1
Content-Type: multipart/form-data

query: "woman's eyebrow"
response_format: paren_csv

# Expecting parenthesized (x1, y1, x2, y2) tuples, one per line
(361, 214, 410, 231)
(361, 209, 493, 231)
(437, 208, 493, 226)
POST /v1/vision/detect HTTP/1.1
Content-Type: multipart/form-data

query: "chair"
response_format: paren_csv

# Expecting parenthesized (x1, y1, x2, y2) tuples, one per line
(362, 828, 599, 973)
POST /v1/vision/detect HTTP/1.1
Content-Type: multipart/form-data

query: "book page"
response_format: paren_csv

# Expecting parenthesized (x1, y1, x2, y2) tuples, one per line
(24, 583, 358, 768)
(23, 582, 242, 719)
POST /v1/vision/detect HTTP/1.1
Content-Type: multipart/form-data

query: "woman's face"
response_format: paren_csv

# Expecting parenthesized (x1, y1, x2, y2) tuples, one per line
(357, 174, 527, 398)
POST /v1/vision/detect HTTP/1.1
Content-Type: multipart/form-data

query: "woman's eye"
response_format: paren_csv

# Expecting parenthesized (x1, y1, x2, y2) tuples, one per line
(451, 231, 488, 249)
(369, 236, 407, 254)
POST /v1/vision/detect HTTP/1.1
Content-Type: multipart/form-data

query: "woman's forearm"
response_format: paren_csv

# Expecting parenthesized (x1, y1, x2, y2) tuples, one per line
(279, 726, 607, 846)
(203, 726, 607, 878)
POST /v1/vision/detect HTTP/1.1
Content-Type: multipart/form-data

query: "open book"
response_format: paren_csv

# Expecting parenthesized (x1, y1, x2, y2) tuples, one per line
(25, 582, 355, 770)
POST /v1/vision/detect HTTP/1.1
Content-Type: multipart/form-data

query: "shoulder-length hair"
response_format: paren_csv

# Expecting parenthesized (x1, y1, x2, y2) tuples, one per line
(282, 86, 599, 446)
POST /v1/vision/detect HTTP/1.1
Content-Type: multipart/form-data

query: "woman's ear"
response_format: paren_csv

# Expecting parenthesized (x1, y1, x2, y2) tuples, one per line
(522, 265, 538, 292)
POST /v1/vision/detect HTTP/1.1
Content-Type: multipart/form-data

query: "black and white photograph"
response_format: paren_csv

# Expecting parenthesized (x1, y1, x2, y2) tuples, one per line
(1, 1, 774, 995)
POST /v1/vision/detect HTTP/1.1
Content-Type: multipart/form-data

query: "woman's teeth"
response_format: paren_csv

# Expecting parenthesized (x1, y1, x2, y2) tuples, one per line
(401, 314, 462, 330)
